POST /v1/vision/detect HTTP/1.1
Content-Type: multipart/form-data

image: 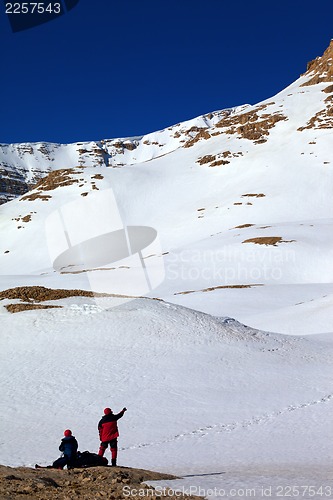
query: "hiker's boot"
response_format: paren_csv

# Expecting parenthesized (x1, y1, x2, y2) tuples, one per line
(111, 458, 117, 467)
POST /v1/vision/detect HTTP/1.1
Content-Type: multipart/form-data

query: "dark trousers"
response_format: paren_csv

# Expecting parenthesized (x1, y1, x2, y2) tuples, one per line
(52, 455, 76, 469)
(98, 438, 118, 460)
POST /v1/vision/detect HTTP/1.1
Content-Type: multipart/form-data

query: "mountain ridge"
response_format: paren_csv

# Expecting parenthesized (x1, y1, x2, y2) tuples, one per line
(1, 41, 332, 205)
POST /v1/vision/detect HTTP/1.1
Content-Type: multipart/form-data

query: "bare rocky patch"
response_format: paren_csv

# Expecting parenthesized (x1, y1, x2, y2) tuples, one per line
(301, 40, 333, 86)
(209, 159, 229, 167)
(196, 154, 216, 165)
(12, 212, 35, 225)
(0, 287, 103, 313)
(197, 151, 243, 167)
(234, 223, 255, 229)
(20, 193, 52, 202)
(232, 194, 264, 207)
(123, 141, 137, 151)
(20, 169, 83, 202)
(323, 84, 333, 93)
(5, 304, 62, 314)
(298, 96, 333, 131)
(214, 104, 286, 144)
(111, 139, 139, 153)
(242, 193, 265, 198)
(0, 286, 100, 303)
(242, 236, 295, 246)
(32, 169, 83, 192)
(175, 284, 263, 295)
(0, 286, 151, 313)
(19, 168, 105, 201)
(184, 128, 211, 148)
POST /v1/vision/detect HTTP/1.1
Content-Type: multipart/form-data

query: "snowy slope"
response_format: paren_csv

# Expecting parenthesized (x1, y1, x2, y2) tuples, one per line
(1, 40, 333, 332)
(0, 39, 333, 497)
(0, 299, 332, 473)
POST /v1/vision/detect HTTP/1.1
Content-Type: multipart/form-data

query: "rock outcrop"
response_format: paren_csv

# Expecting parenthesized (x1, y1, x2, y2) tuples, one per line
(301, 39, 333, 86)
(0, 464, 199, 500)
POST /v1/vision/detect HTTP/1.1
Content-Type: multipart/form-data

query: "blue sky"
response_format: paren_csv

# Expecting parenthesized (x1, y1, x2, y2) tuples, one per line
(0, 0, 332, 144)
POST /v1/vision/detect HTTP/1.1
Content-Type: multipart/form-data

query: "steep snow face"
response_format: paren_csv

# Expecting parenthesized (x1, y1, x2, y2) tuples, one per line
(0, 42, 332, 334)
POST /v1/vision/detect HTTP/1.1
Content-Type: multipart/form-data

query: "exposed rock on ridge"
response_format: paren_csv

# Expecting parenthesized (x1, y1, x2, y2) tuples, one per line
(301, 39, 333, 86)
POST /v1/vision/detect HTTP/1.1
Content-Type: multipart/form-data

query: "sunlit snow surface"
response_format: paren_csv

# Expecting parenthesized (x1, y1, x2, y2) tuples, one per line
(0, 61, 333, 497)
(0, 298, 332, 497)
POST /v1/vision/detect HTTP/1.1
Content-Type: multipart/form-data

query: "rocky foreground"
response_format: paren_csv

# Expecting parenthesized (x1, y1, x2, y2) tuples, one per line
(0, 465, 198, 500)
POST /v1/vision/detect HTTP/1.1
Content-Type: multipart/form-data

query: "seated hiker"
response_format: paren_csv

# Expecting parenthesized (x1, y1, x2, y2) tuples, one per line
(52, 429, 79, 469)
(35, 430, 110, 469)
(98, 407, 127, 466)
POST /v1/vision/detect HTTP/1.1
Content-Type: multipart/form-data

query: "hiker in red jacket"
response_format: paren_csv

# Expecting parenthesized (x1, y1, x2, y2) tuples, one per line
(98, 407, 127, 466)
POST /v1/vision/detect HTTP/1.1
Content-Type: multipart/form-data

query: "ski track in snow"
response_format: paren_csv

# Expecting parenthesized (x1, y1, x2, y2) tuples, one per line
(122, 394, 333, 451)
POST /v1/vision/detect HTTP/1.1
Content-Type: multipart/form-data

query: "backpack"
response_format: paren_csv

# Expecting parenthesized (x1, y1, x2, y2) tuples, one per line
(75, 451, 108, 468)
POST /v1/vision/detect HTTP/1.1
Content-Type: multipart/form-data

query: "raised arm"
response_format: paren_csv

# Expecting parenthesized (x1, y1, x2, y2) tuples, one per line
(115, 407, 127, 420)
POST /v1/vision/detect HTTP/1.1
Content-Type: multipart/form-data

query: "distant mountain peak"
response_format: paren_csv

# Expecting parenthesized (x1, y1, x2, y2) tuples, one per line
(302, 39, 333, 86)
(1, 43, 333, 206)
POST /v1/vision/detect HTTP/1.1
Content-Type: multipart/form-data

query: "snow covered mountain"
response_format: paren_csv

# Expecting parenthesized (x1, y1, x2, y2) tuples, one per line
(0, 109, 237, 205)
(0, 41, 332, 492)
(0, 41, 332, 205)
(0, 40, 332, 334)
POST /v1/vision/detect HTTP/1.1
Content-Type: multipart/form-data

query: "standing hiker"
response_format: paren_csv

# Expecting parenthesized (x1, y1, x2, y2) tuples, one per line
(98, 407, 127, 466)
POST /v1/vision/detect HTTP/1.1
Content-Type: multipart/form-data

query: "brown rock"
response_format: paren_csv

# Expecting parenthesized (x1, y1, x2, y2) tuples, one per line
(242, 236, 295, 246)
(184, 129, 211, 147)
(215, 105, 287, 144)
(0, 464, 201, 500)
(301, 40, 333, 86)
